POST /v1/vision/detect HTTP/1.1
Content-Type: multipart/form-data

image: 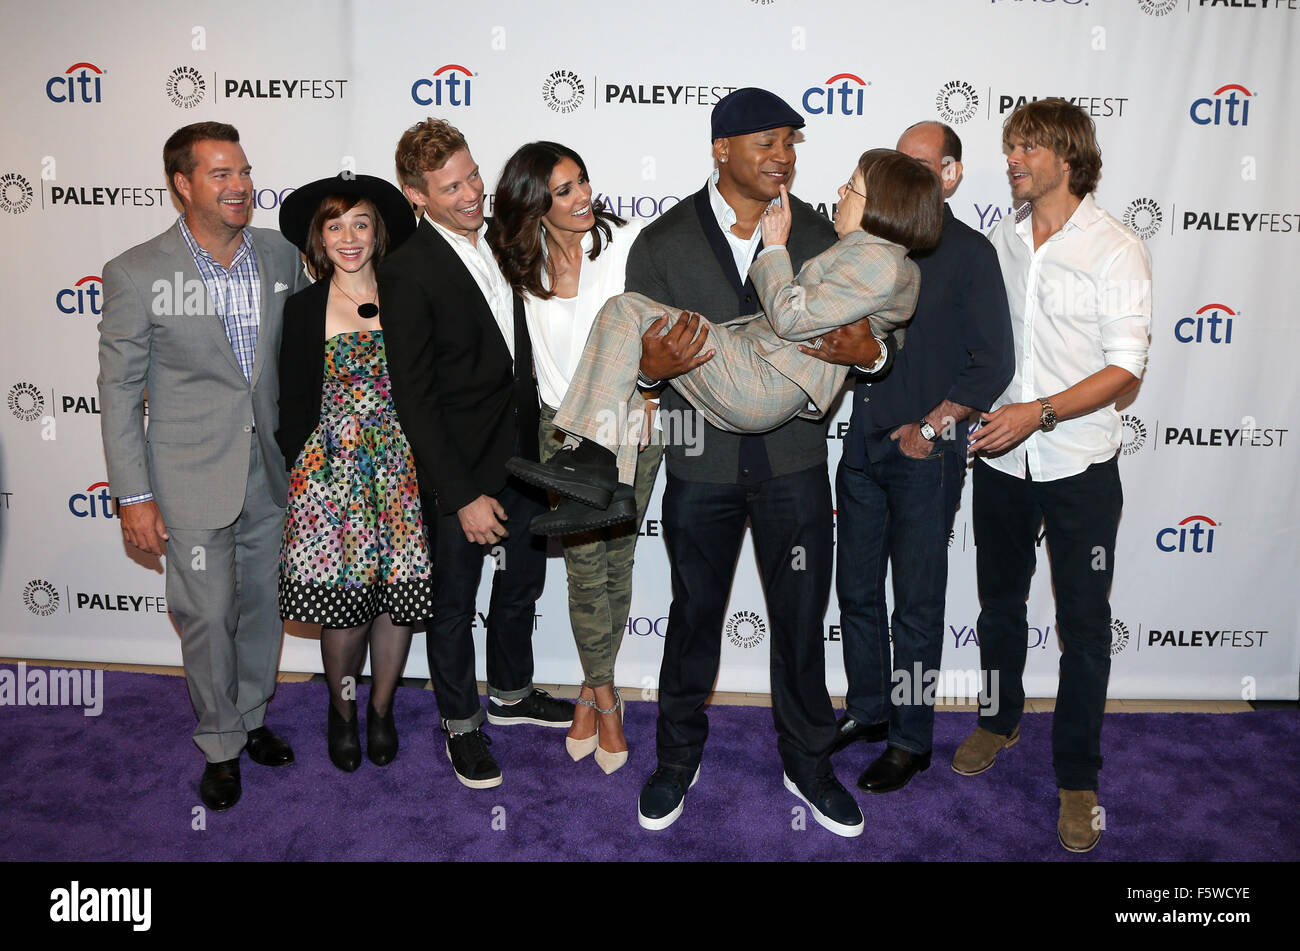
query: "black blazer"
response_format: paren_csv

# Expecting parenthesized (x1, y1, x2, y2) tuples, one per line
(274, 277, 330, 474)
(378, 219, 539, 514)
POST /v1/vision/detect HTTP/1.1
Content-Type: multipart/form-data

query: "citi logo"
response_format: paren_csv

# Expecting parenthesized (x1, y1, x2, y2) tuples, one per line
(411, 64, 472, 107)
(69, 481, 119, 519)
(802, 73, 868, 116)
(1190, 84, 1252, 126)
(1175, 302, 1235, 344)
(57, 275, 103, 315)
(1156, 515, 1217, 554)
(47, 62, 103, 103)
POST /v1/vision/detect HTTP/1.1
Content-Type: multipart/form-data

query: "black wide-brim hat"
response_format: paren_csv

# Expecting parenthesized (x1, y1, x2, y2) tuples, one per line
(278, 173, 416, 254)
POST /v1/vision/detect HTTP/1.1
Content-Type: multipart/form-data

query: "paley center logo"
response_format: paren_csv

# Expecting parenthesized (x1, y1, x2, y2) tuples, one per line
(1156, 515, 1217, 554)
(1122, 198, 1163, 240)
(166, 66, 206, 108)
(935, 80, 979, 124)
(1110, 619, 1131, 655)
(411, 64, 472, 107)
(725, 610, 767, 648)
(802, 72, 868, 116)
(1175, 302, 1236, 344)
(23, 580, 60, 617)
(1, 172, 35, 215)
(542, 68, 585, 114)
(56, 275, 103, 316)
(1190, 83, 1253, 126)
(1120, 414, 1147, 455)
(8, 381, 45, 422)
(46, 62, 103, 103)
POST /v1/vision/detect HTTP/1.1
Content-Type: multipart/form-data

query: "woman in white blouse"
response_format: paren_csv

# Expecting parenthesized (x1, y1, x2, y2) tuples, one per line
(489, 142, 659, 774)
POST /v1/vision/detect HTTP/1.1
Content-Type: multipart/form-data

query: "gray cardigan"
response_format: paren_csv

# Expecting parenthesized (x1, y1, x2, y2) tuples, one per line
(625, 185, 838, 483)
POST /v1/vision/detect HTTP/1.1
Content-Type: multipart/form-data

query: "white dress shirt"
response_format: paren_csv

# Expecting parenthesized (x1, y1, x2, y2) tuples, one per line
(985, 192, 1152, 481)
(708, 169, 765, 281)
(425, 214, 516, 361)
(526, 219, 644, 408)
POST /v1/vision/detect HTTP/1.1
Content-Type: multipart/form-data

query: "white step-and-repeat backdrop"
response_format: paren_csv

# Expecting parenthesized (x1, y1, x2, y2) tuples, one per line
(2, 0, 1297, 700)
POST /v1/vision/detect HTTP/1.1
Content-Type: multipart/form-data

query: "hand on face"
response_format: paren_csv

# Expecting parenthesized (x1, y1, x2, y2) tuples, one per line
(760, 184, 792, 246)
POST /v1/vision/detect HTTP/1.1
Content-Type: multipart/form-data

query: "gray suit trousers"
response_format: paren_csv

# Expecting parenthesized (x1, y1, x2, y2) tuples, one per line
(553, 292, 846, 485)
(164, 438, 285, 763)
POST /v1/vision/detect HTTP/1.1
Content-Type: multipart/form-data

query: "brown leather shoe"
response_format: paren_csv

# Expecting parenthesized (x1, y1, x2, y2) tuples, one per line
(950, 725, 1020, 776)
(1058, 788, 1102, 853)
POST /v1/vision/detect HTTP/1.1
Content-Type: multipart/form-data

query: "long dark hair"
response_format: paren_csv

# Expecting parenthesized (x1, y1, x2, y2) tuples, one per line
(489, 141, 625, 300)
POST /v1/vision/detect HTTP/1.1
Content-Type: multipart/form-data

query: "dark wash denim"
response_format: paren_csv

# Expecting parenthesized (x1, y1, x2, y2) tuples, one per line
(973, 455, 1122, 790)
(837, 436, 966, 755)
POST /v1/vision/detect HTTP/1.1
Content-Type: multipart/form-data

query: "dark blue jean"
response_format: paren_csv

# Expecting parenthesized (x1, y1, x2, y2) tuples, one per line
(837, 439, 966, 755)
(972, 456, 1121, 790)
(657, 464, 837, 784)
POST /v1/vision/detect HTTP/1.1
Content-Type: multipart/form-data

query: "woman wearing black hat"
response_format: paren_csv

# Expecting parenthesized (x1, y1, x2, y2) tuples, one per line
(275, 174, 430, 772)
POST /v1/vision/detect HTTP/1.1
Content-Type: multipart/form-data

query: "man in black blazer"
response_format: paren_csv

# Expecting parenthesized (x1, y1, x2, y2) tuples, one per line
(379, 119, 572, 789)
(630, 89, 893, 837)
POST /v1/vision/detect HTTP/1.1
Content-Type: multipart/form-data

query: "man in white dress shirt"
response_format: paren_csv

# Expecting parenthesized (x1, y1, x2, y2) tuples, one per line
(961, 98, 1152, 853)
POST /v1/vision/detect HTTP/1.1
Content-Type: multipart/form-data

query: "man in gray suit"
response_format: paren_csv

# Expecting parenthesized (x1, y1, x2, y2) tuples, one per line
(98, 122, 305, 812)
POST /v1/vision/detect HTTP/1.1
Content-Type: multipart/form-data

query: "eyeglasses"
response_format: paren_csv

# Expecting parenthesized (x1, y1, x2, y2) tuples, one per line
(842, 181, 866, 200)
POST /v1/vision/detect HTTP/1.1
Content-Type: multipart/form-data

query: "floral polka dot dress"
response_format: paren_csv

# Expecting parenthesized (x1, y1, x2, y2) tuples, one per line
(279, 330, 434, 626)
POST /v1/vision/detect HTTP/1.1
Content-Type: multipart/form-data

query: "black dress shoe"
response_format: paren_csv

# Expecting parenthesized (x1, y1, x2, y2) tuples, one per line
(830, 714, 889, 754)
(507, 444, 618, 509)
(857, 745, 931, 794)
(529, 485, 636, 537)
(328, 703, 362, 772)
(366, 702, 397, 767)
(199, 758, 241, 811)
(245, 725, 295, 766)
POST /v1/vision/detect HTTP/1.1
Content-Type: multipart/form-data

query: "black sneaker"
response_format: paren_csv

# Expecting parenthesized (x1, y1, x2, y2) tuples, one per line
(507, 445, 618, 509)
(783, 772, 864, 838)
(445, 729, 502, 789)
(529, 485, 636, 537)
(637, 764, 700, 831)
(831, 713, 889, 754)
(486, 688, 574, 728)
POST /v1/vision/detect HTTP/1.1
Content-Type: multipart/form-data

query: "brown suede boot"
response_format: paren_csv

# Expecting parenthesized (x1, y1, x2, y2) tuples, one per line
(951, 725, 1020, 776)
(1058, 789, 1102, 853)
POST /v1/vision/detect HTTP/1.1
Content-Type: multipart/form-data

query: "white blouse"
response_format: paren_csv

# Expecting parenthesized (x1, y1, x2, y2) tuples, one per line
(525, 218, 645, 409)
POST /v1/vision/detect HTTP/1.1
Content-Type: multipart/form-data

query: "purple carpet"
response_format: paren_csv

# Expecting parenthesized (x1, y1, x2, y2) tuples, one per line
(1, 667, 1296, 861)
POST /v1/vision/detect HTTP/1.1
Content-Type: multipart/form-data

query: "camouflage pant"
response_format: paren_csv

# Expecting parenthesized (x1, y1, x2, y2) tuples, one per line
(539, 404, 663, 686)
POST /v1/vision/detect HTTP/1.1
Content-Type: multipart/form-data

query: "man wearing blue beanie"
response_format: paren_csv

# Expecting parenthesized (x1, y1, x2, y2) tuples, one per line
(629, 87, 886, 838)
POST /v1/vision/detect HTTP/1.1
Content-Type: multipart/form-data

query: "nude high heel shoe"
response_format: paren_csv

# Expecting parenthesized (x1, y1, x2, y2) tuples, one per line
(593, 687, 627, 775)
(566, 690, 599, 761)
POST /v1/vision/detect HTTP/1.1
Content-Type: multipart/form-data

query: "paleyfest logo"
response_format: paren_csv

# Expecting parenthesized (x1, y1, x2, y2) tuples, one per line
(1120, 414, 1147, 455)
(725, 610, 767, 648)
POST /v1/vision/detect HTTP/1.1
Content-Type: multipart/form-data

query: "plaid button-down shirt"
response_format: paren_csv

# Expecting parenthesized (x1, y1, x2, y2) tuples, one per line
(177, 215, 262, 380)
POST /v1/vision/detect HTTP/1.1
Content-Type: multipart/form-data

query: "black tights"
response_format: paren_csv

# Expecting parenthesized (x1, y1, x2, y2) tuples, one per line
(320, 614, 413, 720)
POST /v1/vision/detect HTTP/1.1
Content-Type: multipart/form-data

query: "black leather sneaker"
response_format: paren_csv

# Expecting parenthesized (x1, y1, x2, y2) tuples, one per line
(784, 771, 864, 838)
(445, 729, 502, 789)
(637, 764, 700, 831)
(529, 485, 636, 537)
(486, 688, 574, 728)
(507, 446, 618, 509)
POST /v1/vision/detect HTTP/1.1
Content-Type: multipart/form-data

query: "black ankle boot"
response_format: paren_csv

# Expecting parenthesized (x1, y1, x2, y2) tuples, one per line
(367, 701, 398, 766)
(327, 701, 362, 772)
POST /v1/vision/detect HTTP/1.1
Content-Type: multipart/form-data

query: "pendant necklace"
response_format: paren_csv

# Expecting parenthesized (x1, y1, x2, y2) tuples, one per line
(332, 278, 379, 319)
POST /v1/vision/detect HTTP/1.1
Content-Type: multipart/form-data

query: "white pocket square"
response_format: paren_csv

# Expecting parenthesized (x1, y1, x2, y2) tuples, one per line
(274, 281, 290, 293)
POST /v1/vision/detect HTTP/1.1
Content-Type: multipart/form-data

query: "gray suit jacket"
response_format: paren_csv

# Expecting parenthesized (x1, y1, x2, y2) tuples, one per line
(97, 223, 305, 530)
